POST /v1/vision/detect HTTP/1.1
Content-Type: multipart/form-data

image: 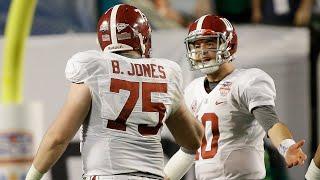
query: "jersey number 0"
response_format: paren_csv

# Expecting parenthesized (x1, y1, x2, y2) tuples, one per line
(196, 113, 220, 160)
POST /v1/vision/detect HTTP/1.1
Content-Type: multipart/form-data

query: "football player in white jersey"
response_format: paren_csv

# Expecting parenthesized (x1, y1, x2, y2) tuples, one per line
(164, 15, 307, 180)
(26, 4, 203, 180)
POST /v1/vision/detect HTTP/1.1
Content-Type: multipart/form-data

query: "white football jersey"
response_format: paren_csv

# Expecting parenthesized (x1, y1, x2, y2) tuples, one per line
(184, 68, 276, 180)
(65, 50, 183, 178)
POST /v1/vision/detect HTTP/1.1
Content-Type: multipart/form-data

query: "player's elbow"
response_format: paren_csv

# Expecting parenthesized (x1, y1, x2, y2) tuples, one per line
(45, 130, 70, 148)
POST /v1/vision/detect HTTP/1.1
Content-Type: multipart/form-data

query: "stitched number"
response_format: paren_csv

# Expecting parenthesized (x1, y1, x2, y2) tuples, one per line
(138, 82, 167, 135)
(107, 78, 167, 136)
(195, 113, 220, 160)
(107, 78, 139, 131)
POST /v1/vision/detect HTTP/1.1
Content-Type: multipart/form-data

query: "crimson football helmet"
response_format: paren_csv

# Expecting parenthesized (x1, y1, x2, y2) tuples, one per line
(97, 4, 152, 58)
(185, 15, 237, 73)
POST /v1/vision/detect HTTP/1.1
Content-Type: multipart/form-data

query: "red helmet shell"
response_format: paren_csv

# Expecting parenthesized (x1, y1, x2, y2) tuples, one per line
(187, 15, 237, 56)
(97, 4, 152, 58)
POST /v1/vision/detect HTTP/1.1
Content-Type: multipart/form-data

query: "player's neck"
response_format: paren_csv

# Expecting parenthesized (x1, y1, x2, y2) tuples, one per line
(206, 63, 235, 82)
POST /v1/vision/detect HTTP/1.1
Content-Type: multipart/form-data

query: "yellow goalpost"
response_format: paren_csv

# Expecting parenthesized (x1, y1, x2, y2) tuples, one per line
(0, 1, 43, 178)
(1, 0, 38, 104)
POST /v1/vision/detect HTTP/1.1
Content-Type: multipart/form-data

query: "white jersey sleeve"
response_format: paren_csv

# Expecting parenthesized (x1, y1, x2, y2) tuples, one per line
(240, 69, 276, 112)
(65, 50, 101, 83)
(166, 61, 184, 115)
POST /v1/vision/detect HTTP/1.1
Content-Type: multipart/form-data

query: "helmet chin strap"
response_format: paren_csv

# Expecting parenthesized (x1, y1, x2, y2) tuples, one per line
(200, 65, 220, 74)
(198, 52, 223, 74)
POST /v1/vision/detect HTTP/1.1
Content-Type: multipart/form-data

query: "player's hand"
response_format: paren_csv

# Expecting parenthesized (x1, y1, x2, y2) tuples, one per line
(164, 175, 170, 180)
(284, 140, 307, 168)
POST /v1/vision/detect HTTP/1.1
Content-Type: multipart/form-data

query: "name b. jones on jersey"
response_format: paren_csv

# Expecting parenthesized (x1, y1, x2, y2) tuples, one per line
(111, 60, 166, 79)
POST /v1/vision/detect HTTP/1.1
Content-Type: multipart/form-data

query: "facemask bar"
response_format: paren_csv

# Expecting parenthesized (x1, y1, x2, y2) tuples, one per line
(184, 32, 230, 71)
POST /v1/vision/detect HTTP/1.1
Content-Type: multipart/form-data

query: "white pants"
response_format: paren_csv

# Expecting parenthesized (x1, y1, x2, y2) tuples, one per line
(195, 148, 265, 180)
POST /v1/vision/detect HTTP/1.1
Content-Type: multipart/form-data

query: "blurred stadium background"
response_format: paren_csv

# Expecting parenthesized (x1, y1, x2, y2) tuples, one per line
(0, 0, 319, 179)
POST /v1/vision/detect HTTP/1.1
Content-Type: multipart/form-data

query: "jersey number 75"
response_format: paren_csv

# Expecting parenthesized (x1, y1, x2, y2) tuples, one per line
(106, 78, 167, 136)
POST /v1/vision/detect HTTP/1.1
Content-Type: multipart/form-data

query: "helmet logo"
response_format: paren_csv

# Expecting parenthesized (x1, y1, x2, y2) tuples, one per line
(99, 21, 109, 32)
(117, 32, 131, 40)
(116, 23, 129, 32)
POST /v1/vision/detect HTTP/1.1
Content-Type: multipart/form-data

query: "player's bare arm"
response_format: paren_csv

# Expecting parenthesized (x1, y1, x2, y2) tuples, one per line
(253, 105, 307, 168)
(268, 122, 307, 168)
(166, 100, 203, 151)
(314, 145, 320, 168)
(305, 144, 320, 179)
(164, 100, 204, 180)
(26, 83, 91, 179)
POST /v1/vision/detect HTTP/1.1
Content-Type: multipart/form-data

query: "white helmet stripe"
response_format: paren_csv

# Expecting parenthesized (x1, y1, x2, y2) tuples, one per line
(110, 4, 121, 44)
(220, 18, 233, 31)
(196, 15, 208, 30)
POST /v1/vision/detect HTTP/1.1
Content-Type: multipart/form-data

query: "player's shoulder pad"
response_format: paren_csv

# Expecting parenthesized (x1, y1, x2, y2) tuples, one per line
(65, 50, 101, 83)
(241, 68, 274, 82)
(184, 76, 204, 93)
(244, 68, 268, 75)
(68, 50, 101, 64)
(237, 68, 275, 92)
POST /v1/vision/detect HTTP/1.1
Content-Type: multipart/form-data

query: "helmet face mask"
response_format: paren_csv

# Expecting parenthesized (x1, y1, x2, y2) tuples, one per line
(185, 15, 237, 73)
(185, 33, 229, 71)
